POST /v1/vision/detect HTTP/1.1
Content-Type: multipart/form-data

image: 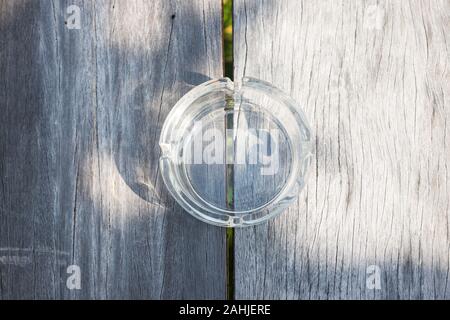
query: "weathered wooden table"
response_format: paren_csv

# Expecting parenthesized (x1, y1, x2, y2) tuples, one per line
(0, 0, 449, 299)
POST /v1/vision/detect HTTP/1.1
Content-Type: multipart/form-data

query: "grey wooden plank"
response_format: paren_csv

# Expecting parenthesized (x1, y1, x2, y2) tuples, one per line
(0, 0, 225, 299)
(234, 0, 450, 299)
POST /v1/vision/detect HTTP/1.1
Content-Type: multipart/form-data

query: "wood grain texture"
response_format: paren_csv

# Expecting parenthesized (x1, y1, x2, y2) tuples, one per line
(234, 0, 450, 299)
(0, 0, 225, 299)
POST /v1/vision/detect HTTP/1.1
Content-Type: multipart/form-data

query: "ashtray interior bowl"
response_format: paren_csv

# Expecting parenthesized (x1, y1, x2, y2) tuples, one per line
(159, 77, 313, 227)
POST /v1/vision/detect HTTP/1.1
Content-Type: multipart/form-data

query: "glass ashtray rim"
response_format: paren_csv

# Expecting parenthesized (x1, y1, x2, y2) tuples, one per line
(159, 76, 313, 227)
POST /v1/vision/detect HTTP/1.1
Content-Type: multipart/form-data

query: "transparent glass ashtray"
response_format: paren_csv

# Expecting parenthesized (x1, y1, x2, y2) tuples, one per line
(159, 77, 313, 227)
